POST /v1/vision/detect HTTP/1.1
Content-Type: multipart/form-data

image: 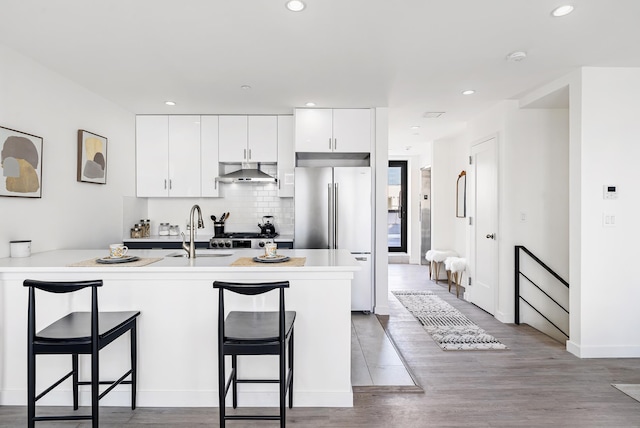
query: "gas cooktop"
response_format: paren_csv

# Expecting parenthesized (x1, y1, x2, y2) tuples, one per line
(215, 232, 278, 240)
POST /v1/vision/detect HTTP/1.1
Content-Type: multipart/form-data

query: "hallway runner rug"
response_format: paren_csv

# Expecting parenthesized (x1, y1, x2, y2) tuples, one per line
(392, 290, 508, 351)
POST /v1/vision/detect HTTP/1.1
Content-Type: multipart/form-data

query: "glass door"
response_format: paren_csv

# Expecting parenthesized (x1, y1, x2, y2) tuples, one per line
(388, 161, 407, 253)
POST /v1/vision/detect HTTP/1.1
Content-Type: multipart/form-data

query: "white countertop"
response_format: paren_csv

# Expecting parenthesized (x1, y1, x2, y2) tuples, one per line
(0, 248, 357, 274)
(122, 234, 295, 242)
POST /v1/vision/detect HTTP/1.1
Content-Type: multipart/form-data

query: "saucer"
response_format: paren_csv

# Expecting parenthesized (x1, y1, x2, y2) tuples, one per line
(96, 255, 140, 264)
(253, 255, 290, 263)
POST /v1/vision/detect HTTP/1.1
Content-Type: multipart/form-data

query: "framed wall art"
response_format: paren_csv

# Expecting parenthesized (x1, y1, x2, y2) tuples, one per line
(77, 129, 107, 184)
(0, 126, 43, 198)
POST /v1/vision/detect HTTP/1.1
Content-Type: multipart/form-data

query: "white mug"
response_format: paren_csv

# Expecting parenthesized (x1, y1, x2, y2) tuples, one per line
(265, 242, 277, 258)
(109, 244, 128, 258)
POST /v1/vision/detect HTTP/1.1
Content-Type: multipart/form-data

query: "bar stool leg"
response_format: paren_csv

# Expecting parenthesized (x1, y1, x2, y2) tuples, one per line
(27, 350, 35, 428)
(131, 323, 137, 410)
(72, 354, 79, 410)
(218, 353, 225, 427)
(232, 355, 238, 409)
(280, 342, 286, 428)
(288, 329, 294, 409)
(91, 349, 99, 428)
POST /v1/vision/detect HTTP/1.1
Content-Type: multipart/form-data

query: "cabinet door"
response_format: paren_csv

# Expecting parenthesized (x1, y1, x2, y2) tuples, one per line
(168, 115, 201, 196)
(332, 109, 371, 153)
(219, 116, 248, 162)
(136, 115, 169, 197)
(248, 116, 277, 162)
(201, 115, 220, 197)
(294, 108, 333, 152)
(277, 115, 294, 197)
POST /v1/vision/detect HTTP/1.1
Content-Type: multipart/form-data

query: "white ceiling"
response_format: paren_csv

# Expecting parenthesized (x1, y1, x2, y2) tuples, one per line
(2, 0, 639, 155)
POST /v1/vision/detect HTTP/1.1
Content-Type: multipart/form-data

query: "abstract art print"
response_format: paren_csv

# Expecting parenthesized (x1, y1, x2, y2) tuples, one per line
(0, 126, 43, 198)
(77, 129, 107, 184)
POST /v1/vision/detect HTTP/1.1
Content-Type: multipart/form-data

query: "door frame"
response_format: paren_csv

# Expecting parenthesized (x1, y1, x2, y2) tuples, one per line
(388, 160, 408, 253)
(467, 135, 499, 314)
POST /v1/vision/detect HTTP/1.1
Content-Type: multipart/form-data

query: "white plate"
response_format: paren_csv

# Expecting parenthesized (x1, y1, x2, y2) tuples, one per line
(96, 255, 140, 264)
(253, 255, 290, 263)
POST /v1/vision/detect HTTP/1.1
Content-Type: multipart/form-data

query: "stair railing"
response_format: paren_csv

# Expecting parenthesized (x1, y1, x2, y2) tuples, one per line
(514, 245, 569, 338)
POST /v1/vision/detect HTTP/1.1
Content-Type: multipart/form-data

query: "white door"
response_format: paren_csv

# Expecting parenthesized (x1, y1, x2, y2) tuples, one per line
(469, 137, 498, 314)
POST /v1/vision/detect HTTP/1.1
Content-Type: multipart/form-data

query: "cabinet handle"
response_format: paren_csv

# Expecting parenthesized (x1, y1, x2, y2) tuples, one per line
(334, 138, 337, 150)
(244, 149, 247, 160)
(169, 179, 172, 190)
(248, 149, 251, 160)
(164, 179, 167, 190)
(329, 138, 332, 150)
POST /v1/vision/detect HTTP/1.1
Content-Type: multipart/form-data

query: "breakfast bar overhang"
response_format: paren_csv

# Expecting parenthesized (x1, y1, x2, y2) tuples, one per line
(0, 249, 357, 408)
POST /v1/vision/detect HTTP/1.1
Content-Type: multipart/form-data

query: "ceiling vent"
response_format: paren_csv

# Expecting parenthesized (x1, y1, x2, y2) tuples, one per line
(423, 112, 445, 119)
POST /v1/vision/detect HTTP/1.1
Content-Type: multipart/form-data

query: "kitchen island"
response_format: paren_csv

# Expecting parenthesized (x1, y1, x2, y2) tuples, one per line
(0, 249, 357, 408)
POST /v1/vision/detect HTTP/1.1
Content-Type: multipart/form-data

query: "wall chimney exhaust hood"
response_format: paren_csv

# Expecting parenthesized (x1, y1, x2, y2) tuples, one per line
(216, 163, 277, 184)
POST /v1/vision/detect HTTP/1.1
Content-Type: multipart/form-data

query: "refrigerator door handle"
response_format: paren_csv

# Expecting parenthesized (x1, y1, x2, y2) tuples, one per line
(334, 183, 339, 249)
(328, 183, 334, 249)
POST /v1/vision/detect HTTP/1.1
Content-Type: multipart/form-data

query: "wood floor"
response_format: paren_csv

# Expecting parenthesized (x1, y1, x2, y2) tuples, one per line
(3, 263, 640, 427)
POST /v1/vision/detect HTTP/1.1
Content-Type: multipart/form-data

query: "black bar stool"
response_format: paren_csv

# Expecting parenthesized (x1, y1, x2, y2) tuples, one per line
(24, 279, 140, 428)
(213, 280, 296, 428)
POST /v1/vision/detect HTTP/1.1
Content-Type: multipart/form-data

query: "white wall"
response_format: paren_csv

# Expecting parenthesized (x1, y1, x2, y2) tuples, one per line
(374, 108, 389, 315)
(431, 133, 469, 260)
(572, 67, 640, 357)
(0, 44, 135, 258)
(432, 99, 570, 328)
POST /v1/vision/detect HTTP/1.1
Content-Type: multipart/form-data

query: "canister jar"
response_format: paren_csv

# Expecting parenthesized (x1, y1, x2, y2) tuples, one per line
(158, 223, 170, 236)
(130, 227, 142, 239)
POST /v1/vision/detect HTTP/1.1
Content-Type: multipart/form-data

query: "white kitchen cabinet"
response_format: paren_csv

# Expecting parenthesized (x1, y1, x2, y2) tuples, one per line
(277, 115, 294, 197)
(294, 108, 371, 153)
(218, 115, 277, 163)
(200, 115, 220, 197)
(168, 115, 201, 197)
(136, 115, 169, 197)
(136, 115, 205, 197)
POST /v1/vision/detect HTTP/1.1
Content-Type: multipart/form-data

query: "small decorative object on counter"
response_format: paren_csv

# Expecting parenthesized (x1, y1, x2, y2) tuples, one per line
(130, 227, 143, 238)
(10, 240, 31, 257)
(158, 222, 170, 236)
(169, 225, 180, 236)
(140, 219, 151, 238)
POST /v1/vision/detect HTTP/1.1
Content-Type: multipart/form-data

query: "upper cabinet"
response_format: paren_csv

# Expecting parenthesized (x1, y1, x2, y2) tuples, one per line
(277, 115, 294, 198)
(295, 108, 371, 153)
(219, 115, 278, 163)
(137, 115, 201, 197)
(200, 115, 220, 197)
(136, 115, 220, 198)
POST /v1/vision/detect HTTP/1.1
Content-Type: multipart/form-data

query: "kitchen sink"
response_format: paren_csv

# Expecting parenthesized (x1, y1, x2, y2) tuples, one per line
(165, 251, 234, 258)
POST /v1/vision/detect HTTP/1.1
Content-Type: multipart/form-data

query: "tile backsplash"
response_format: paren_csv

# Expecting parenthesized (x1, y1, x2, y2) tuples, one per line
(135, 165, 294, 237)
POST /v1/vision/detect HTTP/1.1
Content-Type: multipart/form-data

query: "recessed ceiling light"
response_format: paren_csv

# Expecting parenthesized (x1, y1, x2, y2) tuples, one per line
(462, 90, 475, 95)
(405, 146, 412, 151)
(411, 125, 420, 130)
(285, 0, 306, 12)
(240, 85, 252, 90)
(165, 101, 176, 106)
(551, 5, 574, 17)
(506, 51, 527, 62)
(305, 102, 316, 107)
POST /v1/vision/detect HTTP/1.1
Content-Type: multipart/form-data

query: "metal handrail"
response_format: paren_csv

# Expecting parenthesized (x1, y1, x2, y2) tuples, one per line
(515, 245, 569, 338)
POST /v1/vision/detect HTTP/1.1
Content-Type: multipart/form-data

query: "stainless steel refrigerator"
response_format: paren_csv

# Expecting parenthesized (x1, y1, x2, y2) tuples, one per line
(294, 167, 373, 312)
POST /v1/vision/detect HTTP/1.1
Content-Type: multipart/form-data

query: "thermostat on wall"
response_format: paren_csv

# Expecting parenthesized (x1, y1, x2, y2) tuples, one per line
(603, 185, 617, 199)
